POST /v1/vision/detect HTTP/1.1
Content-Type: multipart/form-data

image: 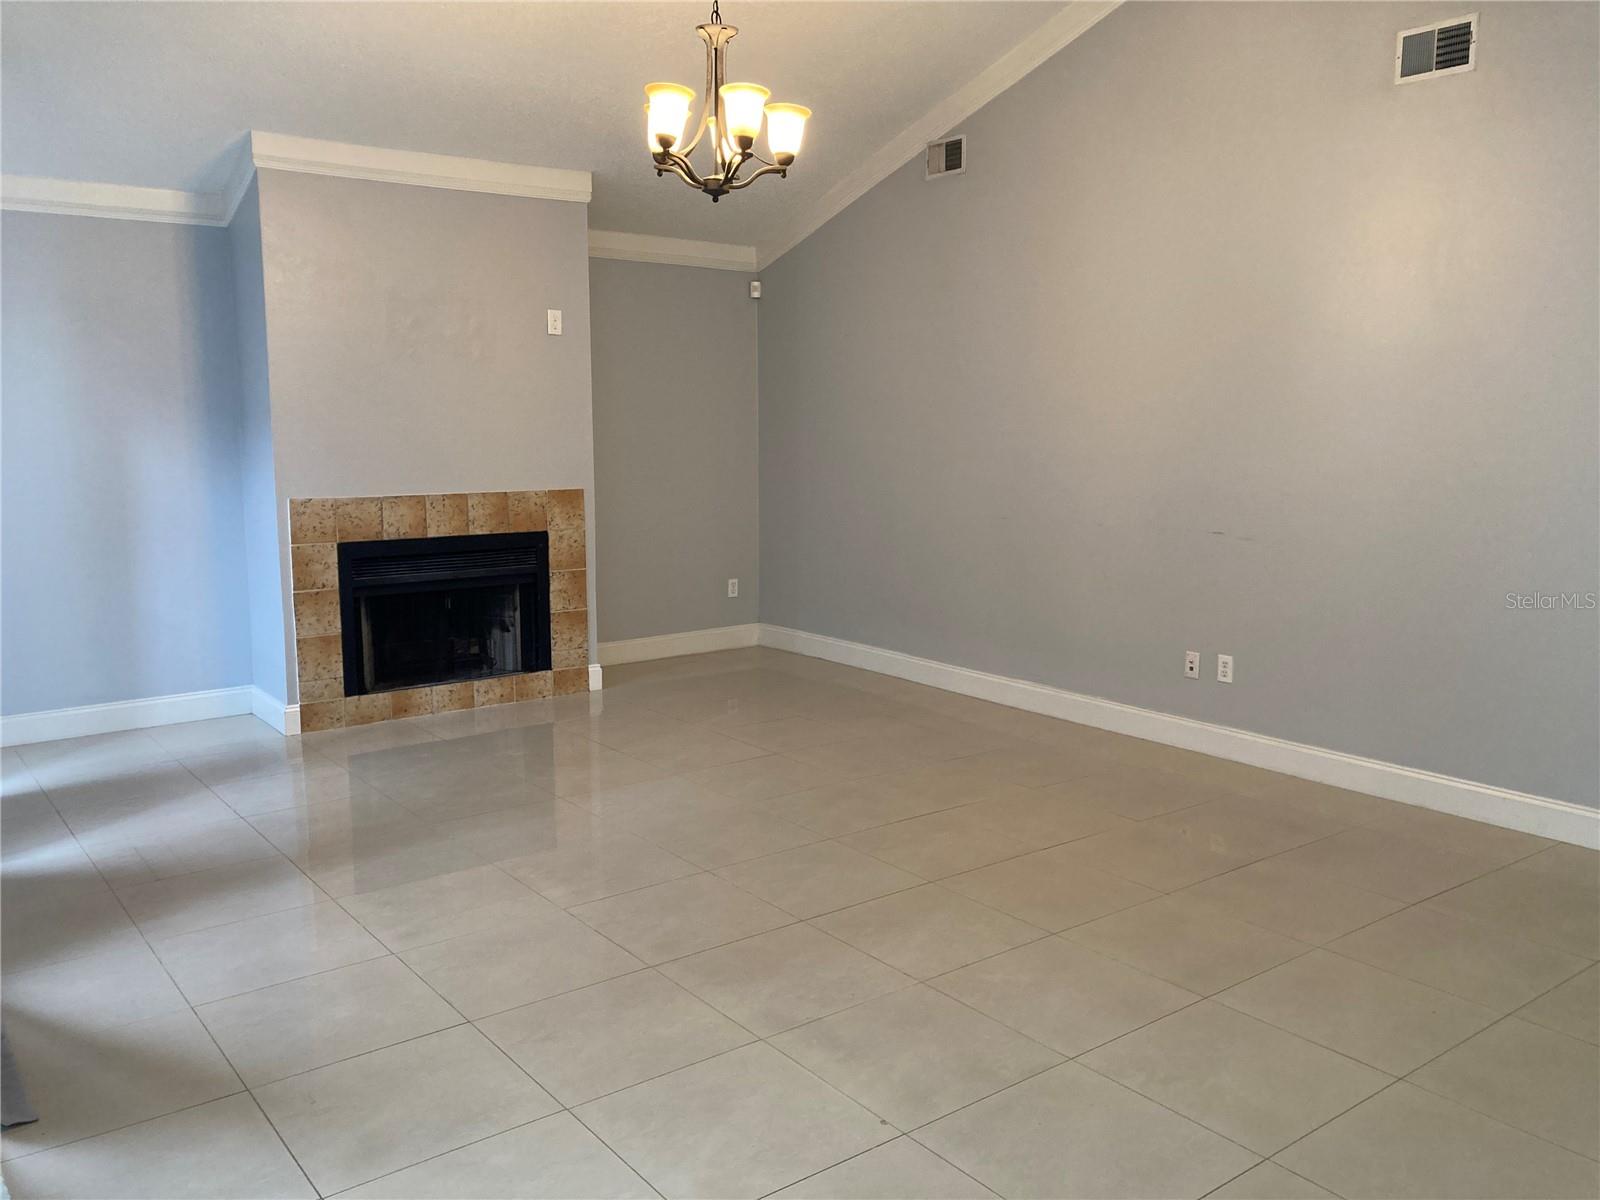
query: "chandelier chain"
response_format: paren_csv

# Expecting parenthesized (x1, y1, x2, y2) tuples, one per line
(710, 0, 721, 25)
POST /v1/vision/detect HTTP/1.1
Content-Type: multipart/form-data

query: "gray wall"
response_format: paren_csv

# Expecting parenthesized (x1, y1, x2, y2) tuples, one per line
(758, 2, 1600, 806)
(228, 180, 289, 705)
(253, 169, 597, 697)
(590, 258, 759, 642)
(1, 211, 250, 713)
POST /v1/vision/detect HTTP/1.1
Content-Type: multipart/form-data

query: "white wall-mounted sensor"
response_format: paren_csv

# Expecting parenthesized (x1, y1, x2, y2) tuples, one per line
(750, 281, 762, 299)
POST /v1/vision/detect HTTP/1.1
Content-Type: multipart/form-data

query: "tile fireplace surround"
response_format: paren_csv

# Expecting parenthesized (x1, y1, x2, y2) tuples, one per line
(288, 489, 590, 732)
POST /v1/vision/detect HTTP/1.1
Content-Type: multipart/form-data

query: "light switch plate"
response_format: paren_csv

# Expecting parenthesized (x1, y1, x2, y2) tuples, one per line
(546, 309, 563, 335)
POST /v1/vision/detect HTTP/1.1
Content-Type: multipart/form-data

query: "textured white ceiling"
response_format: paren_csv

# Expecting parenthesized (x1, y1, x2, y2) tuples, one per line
(1, 1, 1066, 246)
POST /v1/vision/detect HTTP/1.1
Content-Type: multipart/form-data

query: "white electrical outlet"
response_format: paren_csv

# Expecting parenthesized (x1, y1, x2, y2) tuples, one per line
(1217, 654, 1234, 684)
(1184, 651, 1200, 679)
(727, 578, 739, 598)
(546, 309, 563, 335)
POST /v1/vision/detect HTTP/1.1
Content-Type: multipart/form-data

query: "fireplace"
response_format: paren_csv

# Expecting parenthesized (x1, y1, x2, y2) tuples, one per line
(288, 490, 590, 732)
(338, 532, 552, 696)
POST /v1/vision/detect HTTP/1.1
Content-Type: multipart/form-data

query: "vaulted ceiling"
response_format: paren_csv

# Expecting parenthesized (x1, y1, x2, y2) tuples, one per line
(1, 1, 1080, 250)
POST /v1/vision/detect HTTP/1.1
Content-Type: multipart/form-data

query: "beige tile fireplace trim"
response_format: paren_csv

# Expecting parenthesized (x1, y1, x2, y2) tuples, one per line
(288, 489, 590, 733)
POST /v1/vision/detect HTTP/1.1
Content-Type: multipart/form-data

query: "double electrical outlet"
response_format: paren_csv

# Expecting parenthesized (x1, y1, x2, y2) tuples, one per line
(1185, 651, 1233, 683)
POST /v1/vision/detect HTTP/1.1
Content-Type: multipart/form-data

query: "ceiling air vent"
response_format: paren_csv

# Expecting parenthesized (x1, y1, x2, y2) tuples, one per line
(1396, 14, 1477, 84)
(926, 136, 966, 180)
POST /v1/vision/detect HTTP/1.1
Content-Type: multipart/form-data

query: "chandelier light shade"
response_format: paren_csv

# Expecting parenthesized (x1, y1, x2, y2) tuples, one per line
(762, 102, 810, 165)
(645, 83, 696, 152)
(643, 1, 811, 202)
(718, 83, 770, 145)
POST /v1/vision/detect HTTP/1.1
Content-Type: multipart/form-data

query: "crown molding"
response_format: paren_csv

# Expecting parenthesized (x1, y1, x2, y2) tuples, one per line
(248, 131, 591, 204)
(755, 0, 1121, 268)
(3, 135, 591, 227)
(0, 175, 232, 226)
(588, 229, 757, 272)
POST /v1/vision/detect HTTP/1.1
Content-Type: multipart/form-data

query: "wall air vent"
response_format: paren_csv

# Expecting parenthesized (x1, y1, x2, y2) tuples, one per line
(1396, 14, 1477, 84)
(926, 136, 966, 179)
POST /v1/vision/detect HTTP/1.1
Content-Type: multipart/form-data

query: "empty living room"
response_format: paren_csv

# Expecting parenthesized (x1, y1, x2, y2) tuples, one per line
(1, 2, 1596, 1197)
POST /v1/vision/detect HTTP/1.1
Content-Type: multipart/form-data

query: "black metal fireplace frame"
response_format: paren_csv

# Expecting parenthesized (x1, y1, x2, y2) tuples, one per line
(337, 531, 552, 697)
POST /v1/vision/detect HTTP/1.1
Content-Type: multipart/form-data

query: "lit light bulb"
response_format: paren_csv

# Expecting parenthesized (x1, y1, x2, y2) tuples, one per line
(644, 82, 695, 152)
(764, 103, 811, 166)
(719, 83, 770, 149)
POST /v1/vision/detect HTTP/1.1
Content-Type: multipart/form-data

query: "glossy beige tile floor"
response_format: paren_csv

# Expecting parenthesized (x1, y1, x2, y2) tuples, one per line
(2, 647, 1597, 1199)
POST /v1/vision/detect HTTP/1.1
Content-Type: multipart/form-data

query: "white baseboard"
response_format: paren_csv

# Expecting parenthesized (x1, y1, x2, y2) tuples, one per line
(758, 624, 1599, 849)
(251, 689, 300, 736)
(598, 624, 761, 667)
(588, 665, 604, 692)
(0, 686, 256, 747)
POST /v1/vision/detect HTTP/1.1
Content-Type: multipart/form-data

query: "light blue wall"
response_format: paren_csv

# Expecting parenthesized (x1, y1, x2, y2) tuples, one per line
(228, 181, 289, 705)
(1, 211, 250, 713)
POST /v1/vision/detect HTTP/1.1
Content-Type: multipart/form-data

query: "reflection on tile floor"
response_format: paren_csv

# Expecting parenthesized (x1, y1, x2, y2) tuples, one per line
(1, 646, 1596, 1198)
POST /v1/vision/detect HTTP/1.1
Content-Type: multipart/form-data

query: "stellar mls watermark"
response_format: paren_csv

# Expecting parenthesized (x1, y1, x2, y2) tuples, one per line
(1505, 590, 1598, 610)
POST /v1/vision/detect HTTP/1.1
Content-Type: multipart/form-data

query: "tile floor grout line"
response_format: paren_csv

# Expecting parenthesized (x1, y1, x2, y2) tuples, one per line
(328, 1111, 663, 1200)
(327, 852, 665, 1021)
(752, 1132, 995, 1200)
(149, 925, 390, 1007)
(0, 830, 302, 1180)
(1413, 892, 1600, 964)
(1314, 913, 1599, 1011)
(1069, 1053, 1279, 1161)
(116, 867, 335, 941)
(1380, 967, 1600, 1162)
(240, 1011, 474, 1090)
(564, 1099, 674, 1199)
(1199, 1156, 1348, 1200)
(240, 1087, 323, 1199)
(741, 1031, 913, 1134)
(7, 667, 1593, 1197)
(1263, 1074, 1419, 1187)
(494, 1011, 763, 1110)
(444, 961, 659, 1026)
(1401, 1053, 1600, 1164)
(1055, 913, 1323, 1000)
(893, 1057, 1239, 1199)
(46, 752, 334, 908)
(1201, 944, 1510, 1086)
(0, 1088, 257, 1169)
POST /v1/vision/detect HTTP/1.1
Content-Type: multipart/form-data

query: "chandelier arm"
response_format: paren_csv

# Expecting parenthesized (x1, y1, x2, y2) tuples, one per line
(678, 44, 714, 157)
(723, 163, 787, 191)
(678, 111, 711, 158)
(658, 156, 707, 190)
(713, 46, 726, 173)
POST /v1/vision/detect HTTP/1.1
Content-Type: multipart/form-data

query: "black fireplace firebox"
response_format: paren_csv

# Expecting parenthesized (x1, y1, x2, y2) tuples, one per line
(338, 532, 551, 697)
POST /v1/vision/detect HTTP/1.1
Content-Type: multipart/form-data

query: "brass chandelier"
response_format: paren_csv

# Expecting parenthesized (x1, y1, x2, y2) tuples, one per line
(643, 1, 812, 202)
